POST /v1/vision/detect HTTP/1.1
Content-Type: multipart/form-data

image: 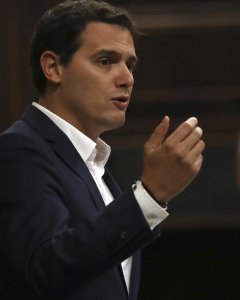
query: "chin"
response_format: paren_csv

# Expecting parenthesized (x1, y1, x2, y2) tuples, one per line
(114, 115, 126, 128)
(105, 117, 126, 132)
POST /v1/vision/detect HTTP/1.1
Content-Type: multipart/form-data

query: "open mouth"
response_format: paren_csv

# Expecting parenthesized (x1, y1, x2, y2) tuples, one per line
(111, 97, 129, 110)
(112, 97, 128, 103)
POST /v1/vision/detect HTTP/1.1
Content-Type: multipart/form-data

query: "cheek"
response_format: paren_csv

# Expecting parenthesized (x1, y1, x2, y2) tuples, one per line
(62, 66, 109, 105)
(76, 73, 101, 96)
(84, 78, 109, 103)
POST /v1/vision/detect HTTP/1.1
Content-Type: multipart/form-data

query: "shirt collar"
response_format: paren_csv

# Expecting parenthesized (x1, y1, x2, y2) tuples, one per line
(32, 102, 111, 166)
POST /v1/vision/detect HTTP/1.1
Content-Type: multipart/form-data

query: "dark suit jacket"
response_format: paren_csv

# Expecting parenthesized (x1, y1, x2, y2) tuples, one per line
(0, 105, 160, 300)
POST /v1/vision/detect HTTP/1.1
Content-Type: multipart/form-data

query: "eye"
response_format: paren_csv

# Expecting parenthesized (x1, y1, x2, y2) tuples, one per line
(127, 61, 137, 73)
(98, 57, 113, 66)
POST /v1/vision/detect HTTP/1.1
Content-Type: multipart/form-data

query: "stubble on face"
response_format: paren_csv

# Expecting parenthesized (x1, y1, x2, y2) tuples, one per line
(41, 22, 137, 141)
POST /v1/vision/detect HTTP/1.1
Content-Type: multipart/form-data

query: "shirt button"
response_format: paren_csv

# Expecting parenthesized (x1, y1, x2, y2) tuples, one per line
(120, 231, 129, 240)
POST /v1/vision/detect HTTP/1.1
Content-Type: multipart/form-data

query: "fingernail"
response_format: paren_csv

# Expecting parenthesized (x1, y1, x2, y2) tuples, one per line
(186, 117, 198, 127)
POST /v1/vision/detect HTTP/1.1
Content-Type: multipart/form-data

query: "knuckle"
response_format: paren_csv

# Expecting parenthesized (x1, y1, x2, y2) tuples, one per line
(165, 142, 185, 159)
(173, 145, 185, 159)
(181, 155, 198, 172)
(184, 160, 199, 176)
(181, 156, 192, 167)
(183, 122, 193, 133)
(164, 140, 174, 152)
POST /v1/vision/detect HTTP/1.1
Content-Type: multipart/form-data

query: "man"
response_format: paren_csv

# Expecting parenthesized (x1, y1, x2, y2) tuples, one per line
(0, 0, 205, 299)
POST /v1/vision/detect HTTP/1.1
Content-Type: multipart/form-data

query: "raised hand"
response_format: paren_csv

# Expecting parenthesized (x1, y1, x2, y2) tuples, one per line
(141, 116, 205, 204)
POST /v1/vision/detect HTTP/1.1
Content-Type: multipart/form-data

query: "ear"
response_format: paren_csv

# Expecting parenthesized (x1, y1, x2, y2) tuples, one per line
(40, 51, 63, 85)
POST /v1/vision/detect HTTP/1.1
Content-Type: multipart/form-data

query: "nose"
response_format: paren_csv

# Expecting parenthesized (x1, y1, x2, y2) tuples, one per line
(116, 63, 134, 89)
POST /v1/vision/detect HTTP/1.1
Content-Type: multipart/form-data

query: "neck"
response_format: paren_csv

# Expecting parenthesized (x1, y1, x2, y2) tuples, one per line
(38, 96, 101, 142)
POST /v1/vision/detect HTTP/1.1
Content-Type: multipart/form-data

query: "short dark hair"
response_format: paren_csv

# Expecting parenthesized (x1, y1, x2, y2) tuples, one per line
(30, 0, 141, 95)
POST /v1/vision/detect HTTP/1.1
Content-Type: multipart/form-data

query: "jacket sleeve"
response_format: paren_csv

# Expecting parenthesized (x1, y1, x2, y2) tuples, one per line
(0, 132, 160, 298)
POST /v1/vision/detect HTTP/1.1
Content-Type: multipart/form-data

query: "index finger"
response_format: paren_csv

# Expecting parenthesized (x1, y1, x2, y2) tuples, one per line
(166, 117, 198, 144)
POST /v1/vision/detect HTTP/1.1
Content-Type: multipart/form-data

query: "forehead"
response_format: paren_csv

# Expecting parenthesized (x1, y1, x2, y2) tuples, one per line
(79, 22, 136, 56)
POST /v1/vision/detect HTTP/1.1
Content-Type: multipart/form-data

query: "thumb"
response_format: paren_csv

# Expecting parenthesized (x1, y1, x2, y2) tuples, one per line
(146, 116, 170, 149)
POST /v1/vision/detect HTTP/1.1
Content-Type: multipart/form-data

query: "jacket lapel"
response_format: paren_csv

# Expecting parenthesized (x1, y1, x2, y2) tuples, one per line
(21, 105, 105, 211)
(103, 168, 122, 198)
(22, 105, 140, 299)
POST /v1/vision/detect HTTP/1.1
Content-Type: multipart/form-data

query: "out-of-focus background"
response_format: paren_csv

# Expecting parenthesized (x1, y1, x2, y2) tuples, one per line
(1, 0, 240, 299)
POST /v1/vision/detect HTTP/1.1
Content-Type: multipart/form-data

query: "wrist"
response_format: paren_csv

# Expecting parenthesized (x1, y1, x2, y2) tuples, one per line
(136, 179, 168, 209)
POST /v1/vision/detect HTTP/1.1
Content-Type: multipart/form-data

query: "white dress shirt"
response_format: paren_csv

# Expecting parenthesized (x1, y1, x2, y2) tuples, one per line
(32, 102, 169, 292)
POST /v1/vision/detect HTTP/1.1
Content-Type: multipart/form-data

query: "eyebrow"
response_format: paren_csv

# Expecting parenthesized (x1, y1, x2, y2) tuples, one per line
(91, 49, 139, 64)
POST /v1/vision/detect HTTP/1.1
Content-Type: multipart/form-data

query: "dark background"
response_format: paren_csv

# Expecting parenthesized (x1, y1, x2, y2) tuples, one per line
(1, 0, 240, 299)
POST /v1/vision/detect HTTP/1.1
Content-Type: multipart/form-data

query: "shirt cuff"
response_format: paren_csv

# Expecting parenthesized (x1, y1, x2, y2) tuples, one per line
(132, 180, 169, 230)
